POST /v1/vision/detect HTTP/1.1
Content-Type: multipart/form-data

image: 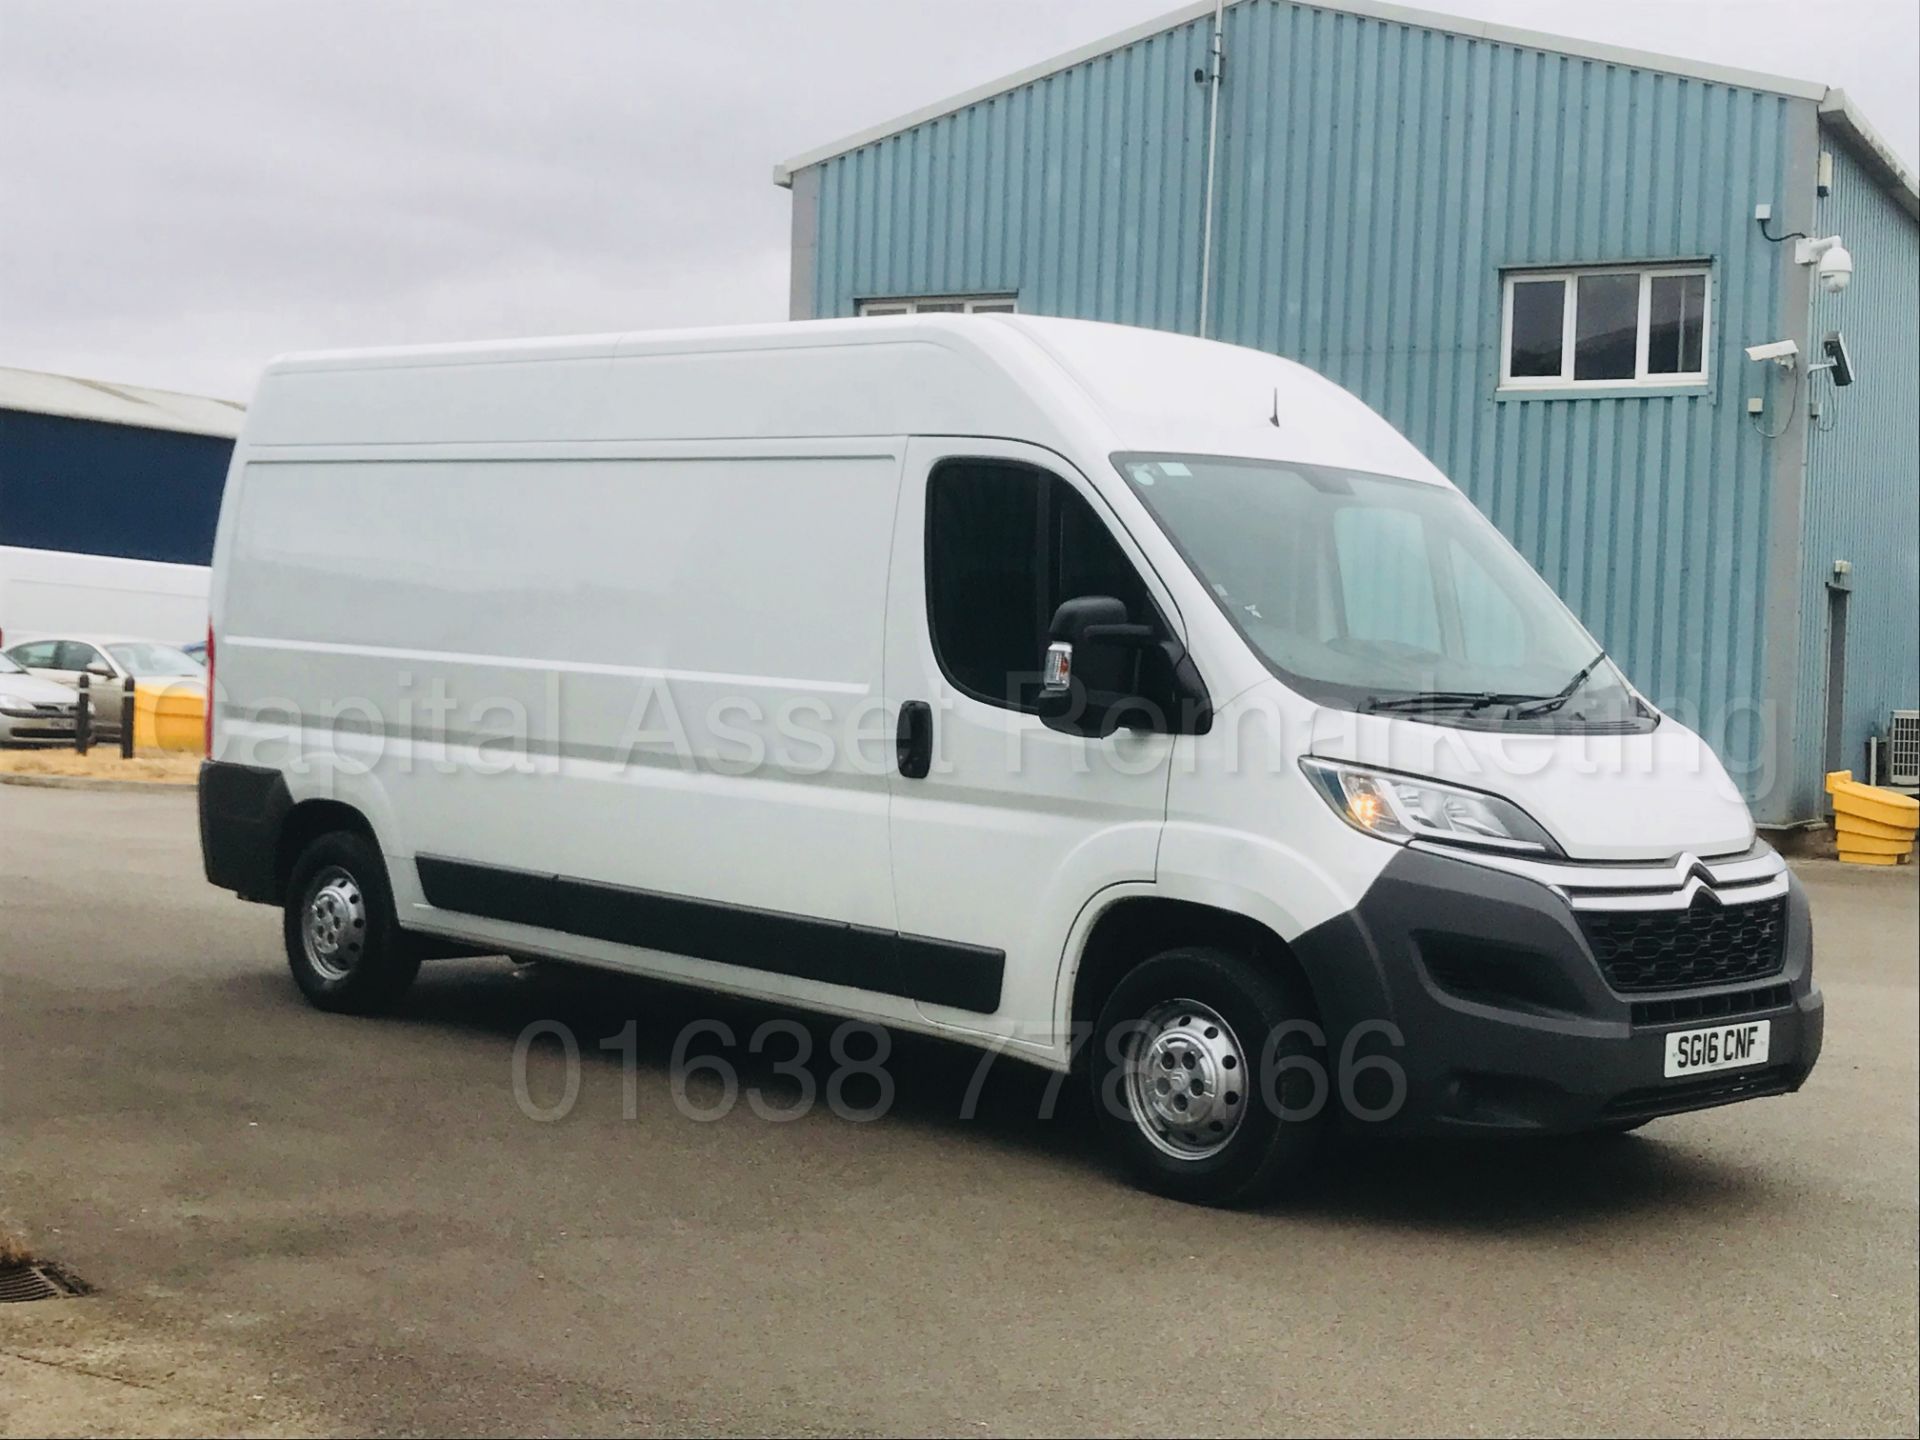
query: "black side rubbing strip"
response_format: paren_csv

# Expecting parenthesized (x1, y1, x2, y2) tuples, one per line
(414, 855, 1004, 1015)
(416, 856, 556, 933)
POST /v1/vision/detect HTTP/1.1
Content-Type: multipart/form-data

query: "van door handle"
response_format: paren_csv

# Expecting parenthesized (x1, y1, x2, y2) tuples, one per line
(896, 700, 932, 779)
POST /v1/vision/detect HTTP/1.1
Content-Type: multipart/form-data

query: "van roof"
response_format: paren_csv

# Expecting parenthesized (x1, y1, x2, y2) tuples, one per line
(248, 315, 1446, 484)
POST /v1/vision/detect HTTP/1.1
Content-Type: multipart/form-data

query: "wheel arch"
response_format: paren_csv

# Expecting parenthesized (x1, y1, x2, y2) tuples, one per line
(274, 798, 379, 904)
(1066, 894, 1320, 1059)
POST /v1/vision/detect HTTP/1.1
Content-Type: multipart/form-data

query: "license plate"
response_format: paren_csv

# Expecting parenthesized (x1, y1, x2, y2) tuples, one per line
(1664, 1020, 1771, 1078)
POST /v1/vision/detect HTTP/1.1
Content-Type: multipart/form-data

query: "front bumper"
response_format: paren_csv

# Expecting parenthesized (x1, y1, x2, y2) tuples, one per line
(0, 709, 80, 746)
(1289, 842, 1823, 1135)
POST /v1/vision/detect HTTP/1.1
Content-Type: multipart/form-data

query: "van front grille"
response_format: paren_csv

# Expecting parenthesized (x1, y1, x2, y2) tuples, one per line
(1580, 895, 1787, 992)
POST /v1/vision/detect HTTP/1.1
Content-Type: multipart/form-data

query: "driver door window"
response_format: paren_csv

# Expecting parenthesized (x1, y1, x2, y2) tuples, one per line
(925, 460, 1159, 712)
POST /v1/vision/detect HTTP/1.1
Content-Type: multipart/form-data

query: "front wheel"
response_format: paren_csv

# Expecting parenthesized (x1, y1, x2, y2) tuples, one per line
(283, 831, 420, 1013)
(1088, 947, 1326, 1207)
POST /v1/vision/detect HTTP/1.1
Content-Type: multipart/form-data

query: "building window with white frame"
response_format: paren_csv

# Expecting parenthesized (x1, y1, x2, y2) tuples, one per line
(858, 294, 1018, 316)
(1500, 265, 1710, 390)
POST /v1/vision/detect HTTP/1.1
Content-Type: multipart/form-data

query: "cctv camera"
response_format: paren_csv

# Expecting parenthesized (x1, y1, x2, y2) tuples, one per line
(1818, 243, 1853, 293)
(1745, 338, 1799, 364)
(1796, 234, 1855, 293)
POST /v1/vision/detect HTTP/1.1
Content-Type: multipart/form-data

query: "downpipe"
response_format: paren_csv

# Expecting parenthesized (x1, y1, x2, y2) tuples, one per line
(1197, 0, 1226, 338)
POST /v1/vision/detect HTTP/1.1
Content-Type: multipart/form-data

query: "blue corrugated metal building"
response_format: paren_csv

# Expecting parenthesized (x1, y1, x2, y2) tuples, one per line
(776, 0, 1919, 828)
(0, 366, 243, 567)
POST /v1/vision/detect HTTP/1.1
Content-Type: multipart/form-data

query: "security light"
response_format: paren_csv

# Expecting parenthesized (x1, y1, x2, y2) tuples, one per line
(1819, 331, 1855, 386)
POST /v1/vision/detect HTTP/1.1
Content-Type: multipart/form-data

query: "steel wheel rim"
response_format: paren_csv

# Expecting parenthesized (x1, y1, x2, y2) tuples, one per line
(1123, 998, 1249, 1160)
(301, 867, 367, 982)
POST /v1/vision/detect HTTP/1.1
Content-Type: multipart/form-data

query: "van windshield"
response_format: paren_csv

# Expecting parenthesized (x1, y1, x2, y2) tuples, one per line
(1114, 454, 1652, 730)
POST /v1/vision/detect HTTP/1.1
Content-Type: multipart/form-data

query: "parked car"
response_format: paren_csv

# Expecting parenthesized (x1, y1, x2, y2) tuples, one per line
(5, 634, 206, 740)
(199, 315, 1821, 1207)
(0, 650, 79, 746)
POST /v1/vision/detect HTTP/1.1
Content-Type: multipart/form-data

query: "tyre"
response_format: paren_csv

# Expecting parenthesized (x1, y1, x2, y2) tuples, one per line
(1088, 946, 1326, 1207)
(283, 830, 420, 1013)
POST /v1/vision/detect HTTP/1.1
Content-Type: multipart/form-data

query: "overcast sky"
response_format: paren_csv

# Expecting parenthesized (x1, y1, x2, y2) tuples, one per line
(3, 0, 1914, 401)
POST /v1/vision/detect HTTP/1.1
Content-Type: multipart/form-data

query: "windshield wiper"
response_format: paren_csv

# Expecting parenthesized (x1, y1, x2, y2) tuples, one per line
(1513, 649, 1609, 719)
(1365, 690, 1532, 715)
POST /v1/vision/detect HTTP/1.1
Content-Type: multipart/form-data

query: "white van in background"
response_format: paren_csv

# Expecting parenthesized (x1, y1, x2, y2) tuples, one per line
(0, 544, 209, 650)
(200, 316, 1820, 1205)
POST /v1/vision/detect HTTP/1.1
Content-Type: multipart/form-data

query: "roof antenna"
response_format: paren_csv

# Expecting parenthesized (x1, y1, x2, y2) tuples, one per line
(1269, 386, 1281, 427)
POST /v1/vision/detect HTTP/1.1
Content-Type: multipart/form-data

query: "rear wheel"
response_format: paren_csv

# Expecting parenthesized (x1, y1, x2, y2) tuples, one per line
(283, 831, 419, 1013)
(1088, 946, 1326, 1207)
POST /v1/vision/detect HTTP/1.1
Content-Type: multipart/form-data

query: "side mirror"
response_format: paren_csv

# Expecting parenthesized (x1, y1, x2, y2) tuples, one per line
(1037, 596, 1211, 738)
(86, 662, 114, 679)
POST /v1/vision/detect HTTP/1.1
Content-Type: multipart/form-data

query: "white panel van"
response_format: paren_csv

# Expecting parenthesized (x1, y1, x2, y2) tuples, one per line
(0, 544, 209, 646)
(200, 316, 1821, 1205)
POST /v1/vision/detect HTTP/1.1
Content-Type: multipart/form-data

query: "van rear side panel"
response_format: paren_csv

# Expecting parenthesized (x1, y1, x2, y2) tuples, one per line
(220, 443, 904, 937)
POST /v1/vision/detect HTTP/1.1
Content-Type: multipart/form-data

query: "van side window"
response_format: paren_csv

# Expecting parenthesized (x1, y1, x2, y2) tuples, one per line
(926, 460, 1159, 712)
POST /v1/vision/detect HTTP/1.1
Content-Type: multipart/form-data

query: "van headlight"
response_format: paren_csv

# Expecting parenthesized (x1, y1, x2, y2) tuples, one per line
(1300, 758, 1561, 855)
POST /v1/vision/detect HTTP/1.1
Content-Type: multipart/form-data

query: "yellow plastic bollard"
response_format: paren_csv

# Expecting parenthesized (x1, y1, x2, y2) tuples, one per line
(132, 681, 209, 754)
(1826, 770, 1919, 865)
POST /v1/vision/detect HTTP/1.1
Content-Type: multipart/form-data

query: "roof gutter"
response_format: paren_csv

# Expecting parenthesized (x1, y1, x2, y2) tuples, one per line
(1817, 89, 1920, 222)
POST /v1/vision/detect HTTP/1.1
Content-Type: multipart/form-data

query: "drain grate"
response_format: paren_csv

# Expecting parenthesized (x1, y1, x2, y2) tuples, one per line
(0, 1262, 87, 1303)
